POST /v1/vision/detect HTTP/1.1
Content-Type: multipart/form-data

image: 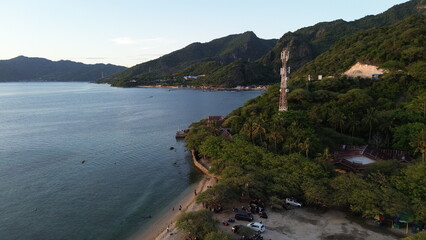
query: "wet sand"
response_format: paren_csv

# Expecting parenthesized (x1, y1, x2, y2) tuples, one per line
(129, 176, 216, 240)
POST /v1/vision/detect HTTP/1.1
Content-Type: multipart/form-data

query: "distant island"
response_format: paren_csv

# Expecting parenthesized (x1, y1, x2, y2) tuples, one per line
(0, 56, 126, 82)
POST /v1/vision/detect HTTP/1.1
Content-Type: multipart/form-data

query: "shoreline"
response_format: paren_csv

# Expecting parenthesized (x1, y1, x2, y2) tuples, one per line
(129, 176, 216, 240)
(136, 85, 267, 91)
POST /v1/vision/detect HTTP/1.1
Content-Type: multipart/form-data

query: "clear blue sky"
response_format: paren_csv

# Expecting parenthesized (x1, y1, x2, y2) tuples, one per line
(0, 0, 409, 67)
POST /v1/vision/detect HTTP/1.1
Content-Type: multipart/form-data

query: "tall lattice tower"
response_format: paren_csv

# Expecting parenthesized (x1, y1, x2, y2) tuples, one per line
(279, 48, 290, 112)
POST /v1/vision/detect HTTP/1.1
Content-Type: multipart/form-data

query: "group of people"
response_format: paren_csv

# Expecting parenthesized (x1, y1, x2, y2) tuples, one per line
(172, 205, 183, 211)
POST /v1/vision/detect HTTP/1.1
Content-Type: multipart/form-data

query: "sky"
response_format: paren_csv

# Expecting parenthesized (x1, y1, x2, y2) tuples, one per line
(0, 0, 410, 67)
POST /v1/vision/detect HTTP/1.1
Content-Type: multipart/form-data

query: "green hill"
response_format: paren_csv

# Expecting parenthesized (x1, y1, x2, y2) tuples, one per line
(291, 15, 426, 83)
(101, 31, 276, 87)
(104, 0, 424, 88)
(260, 0, 425, 78)
(0, 56, 126, 82)
(184, 16, 426, 228)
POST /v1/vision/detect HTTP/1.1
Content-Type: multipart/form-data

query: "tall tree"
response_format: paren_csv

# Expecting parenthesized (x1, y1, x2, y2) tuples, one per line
(410, 129, 426, 162)
(364, 107, 378, 142)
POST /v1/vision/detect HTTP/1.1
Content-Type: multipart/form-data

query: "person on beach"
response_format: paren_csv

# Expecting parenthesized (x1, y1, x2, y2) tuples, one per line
(179, 205, 182, 211)
(194, 189, 197, 195)
(167, 225, 170, 232)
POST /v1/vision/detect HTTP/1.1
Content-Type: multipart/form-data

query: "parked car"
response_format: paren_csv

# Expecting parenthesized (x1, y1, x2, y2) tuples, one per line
(259, 211, 268, 218)
(285, 197, 302, 207)
(247, 222, 265, 233)
(232, 225, 243, 233)
(235, 211, 254, 221)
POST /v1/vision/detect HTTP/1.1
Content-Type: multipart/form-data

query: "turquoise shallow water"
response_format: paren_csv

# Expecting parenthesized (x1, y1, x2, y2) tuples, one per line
(0, 82, 261, 240)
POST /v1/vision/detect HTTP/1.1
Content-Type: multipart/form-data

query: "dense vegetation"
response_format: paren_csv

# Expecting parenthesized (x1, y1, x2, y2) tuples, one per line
(184, 15, 426, 238)
(260, 0, 425, 77)
(0, 56, 126, 82)
(101, 31, 276, 87)
(176, 210, 231, 239)
(292, 16, 426, 81)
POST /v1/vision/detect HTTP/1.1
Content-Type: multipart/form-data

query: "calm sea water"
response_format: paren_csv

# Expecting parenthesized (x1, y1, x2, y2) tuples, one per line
(0, 82, 261, 240)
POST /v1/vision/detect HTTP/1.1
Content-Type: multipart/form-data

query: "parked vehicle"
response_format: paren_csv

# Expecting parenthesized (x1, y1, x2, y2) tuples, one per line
(235, 211, 254, 221)
(285, 197, 302, 207)
(232, 225, 242, 233)
(247, 222, 265, 233)
(259, 211, 268, 218)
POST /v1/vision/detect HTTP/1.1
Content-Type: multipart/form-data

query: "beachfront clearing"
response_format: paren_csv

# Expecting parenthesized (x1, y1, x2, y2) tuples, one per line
(217, 208, 402, 240)
(139, 176, 405, 240)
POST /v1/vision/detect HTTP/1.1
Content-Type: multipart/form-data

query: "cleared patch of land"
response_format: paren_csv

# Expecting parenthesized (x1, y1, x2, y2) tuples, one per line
(217, 208, 402, 240)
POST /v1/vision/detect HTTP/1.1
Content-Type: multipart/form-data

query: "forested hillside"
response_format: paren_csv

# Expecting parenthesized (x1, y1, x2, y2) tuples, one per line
(102, 0, 424, 88)
(0, 56, 126, 82)
(260, 0, 425, 78)
(101, 31, 276, 87)
(184, 12, 426, 238)
(292, 16, 426, 82)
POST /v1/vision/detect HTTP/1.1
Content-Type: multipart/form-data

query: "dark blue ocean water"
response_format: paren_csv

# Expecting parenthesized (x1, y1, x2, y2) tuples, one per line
(0, 82, 261, 240)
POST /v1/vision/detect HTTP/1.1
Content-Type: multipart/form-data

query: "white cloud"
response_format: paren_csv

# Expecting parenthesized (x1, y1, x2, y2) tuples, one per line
(112, 37, 177, 46)
(139, 37, 165, 43)
(112, 37, 137, 45)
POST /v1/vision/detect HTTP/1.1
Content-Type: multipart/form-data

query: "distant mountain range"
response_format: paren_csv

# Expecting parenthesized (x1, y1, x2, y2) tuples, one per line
(0, 56, 126, 82)
(102, 0, 425, 88)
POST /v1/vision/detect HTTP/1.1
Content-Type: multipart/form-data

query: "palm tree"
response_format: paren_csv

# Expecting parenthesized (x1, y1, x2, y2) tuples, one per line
(242, 118, 256, 143)
(267, 129, 283, 153)
(406, 92, 426, 117)
(267, 115, 285, 153)
(297, 137, 311, 157)
(410, 129, 426, 162)
(328, 109, 346, 133)
(363, 107, 378, 142)
(377, 112, 395, 148)
(337, 112, 346, 134)
(253, 121, 266, 144)
(346, 113, 360, 139)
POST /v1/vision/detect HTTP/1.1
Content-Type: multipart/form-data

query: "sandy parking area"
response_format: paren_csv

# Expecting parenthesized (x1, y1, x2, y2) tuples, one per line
(218, 207, 402, 240)
(132, 175, 404, 240)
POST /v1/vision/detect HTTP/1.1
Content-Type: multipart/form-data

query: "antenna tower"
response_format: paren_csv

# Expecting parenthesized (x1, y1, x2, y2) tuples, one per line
(278, 48, 290, 112)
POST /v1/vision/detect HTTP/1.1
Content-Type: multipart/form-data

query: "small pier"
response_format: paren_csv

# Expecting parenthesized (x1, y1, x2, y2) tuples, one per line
(175, 129, 189, 138)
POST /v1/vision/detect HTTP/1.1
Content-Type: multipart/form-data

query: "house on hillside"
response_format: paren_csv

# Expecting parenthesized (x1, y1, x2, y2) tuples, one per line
(332, 145, 411, 172)
(219, 128, 232, 140)
(183, 75, 198, 80)
(344, 62, 387, 79)
(207, 116, 225, 126)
